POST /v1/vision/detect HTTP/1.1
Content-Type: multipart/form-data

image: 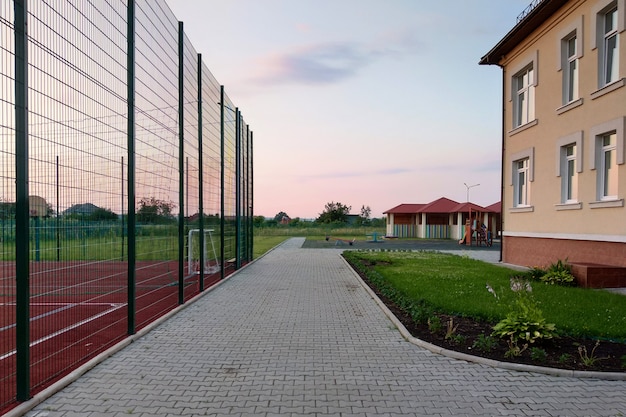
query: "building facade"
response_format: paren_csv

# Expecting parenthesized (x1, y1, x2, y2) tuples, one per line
(480, 0, 626, 267)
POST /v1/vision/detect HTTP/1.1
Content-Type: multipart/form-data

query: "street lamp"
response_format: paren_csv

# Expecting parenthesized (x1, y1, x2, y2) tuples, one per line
(464, 182, 480, 202)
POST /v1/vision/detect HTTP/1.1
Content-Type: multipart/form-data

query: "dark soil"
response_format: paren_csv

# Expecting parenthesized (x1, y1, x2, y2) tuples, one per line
(346, 258, 626, 374)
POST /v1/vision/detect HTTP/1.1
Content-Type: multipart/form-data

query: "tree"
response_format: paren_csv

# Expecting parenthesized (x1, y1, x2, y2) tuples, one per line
(358, 205, 372, 226)
(316, 201, 351, 224)
(136, 197, 175, 223)
(253, 215, 266, 227)
(273, 211, 290, 223)
(89, 207, 118, 221)
(0, 200, 15, 219)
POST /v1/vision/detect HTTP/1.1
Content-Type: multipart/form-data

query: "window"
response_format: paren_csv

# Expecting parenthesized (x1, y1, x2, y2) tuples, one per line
(590, 117, 625, 206)
(600, 133, 618, 200)
(515, 159, 530, 207)
(514, 66, 535, 128)
(564, 145, 578, 202)
(564, 36, 579, 103)
(510, 148, 534, 210)
(557, 19, 583, 111)
(593, 0, 624, 90)
(556, 132, 583, 207)
(603, 7, 619, 86)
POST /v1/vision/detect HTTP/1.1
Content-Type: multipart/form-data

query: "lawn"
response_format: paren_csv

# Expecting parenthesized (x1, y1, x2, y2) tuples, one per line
(343, 250, 626, 341)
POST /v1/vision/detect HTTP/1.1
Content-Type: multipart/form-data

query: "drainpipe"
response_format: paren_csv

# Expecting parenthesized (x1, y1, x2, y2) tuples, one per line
(499, 65, 506, 263)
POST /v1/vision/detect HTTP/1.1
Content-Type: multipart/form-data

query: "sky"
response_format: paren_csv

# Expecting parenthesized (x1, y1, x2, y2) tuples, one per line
(166, 0, 532, 219)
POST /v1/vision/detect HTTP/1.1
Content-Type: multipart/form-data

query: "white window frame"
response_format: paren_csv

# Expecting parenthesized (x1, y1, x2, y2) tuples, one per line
(510, 51, 538, 130)
(592, 0, 625, 90)
(589, 118, 625, 206)
(603, 7, 619, 85)
(600, 134, 618, 200)
(515, 159, 530, 206)
(556, 131, 583, 206)
(565, 145, 578, 202)
(513, 66, 535, 128)
(510, 148, 534, 211)
(557, 18, 583, 107)
(565, 36, 579, 103)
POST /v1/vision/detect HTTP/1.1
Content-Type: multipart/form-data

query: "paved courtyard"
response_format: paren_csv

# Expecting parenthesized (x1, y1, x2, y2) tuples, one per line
(17, 238, 626, 417)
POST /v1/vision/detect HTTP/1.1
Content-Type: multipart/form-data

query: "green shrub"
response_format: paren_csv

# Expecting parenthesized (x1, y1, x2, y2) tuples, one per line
(540, 259, 576, 286)
(492, 277, 557, 352)
(530, 347, 548, 363)
(472, 334, 499, 352)
(427, 316, 443, 334)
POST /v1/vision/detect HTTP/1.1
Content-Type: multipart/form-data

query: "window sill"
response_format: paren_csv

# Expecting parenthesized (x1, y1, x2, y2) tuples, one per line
(509, 119, 538, 136)
(589, 199, 624, 209)
(591, 78, 625, 100)
(555, 202, 582, 211)
(510, 206, 534, 213)
(556, 98, 583, 115)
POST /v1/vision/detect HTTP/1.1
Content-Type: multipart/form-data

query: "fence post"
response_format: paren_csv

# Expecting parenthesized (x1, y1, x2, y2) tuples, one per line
(235, 109, 241, 269)
(14, 0, 30, 402)
(126, 0, 137, 335)
(248, 131, 254, 260)
(178, 21, 185, 304)
(197, 53, 204, 292)
(247, 127, 252, 262)
(219, 86, 225, 280)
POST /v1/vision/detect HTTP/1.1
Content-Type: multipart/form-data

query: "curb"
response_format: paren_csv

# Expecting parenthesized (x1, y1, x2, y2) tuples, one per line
(340, 253, 626, 381)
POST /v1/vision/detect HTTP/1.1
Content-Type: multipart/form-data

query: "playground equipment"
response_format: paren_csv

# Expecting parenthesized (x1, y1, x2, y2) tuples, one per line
(325, 236, 356, 246)
(459, 219, 492, 247)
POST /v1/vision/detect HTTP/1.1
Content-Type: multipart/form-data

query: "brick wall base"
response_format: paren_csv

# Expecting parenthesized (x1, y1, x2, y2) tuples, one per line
(503, 236, 626, 269)
(503, 236, 626, 288)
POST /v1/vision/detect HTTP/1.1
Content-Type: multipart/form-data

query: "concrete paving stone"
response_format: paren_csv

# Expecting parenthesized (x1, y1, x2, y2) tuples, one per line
(20, 238, 626, 417)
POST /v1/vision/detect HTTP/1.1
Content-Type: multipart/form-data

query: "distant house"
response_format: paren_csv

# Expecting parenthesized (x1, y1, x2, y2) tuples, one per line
(383, 197, 501, 240)
(480, 0, 626, 268)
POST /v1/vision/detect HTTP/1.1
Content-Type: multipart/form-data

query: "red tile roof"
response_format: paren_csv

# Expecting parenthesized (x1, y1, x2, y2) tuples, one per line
(485, 201, 501, 213)
(384, 198, 502, 214)
(420, 197, 460, 213)
(383, 204, 426, 214)
(450, 202, 488, 213)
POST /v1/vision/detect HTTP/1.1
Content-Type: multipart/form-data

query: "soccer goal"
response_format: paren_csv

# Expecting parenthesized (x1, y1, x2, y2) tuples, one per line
(187, 229, 220, 276)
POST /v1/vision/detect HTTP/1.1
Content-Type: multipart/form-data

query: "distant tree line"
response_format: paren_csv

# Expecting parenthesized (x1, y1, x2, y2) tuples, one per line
(254, 201, 384, 228)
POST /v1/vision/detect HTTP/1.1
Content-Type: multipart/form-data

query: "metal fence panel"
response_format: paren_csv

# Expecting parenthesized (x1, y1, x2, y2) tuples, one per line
(0, 0, 253, 412)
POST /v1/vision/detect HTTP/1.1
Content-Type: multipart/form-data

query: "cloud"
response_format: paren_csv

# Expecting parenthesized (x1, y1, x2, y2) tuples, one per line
(298, 166, 414, 181)
(255, 43, 366, 85)
(249, 30, 423, 86)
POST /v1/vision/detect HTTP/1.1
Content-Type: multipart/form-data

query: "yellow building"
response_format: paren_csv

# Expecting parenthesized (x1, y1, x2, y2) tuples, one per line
(480, 0, 626, 269)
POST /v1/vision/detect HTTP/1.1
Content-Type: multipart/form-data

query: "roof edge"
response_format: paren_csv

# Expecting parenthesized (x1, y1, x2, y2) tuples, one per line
(479, 0, 569, 66)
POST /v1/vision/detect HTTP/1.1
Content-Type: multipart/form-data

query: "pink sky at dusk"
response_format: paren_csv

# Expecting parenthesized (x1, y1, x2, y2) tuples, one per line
(167, 0, 532, 219)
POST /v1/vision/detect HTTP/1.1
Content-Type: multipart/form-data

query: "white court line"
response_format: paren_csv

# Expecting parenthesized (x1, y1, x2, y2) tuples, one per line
(0, 302, 126, 361)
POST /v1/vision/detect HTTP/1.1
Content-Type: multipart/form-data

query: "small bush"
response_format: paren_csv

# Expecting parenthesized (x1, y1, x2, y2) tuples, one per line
(530, 347, 548, 363)
(492, 277, 557, 353)
(540, 259, 576, 286)
(558, 353, 572, 364)
(527, 266, 547, 281)
(427, 316, 443, 334)
(472, 334, 499, 352)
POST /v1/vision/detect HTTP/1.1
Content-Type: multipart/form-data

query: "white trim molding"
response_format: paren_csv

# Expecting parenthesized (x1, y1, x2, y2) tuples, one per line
(555, 131, 584, 176)
(503, 230, 626, 243)
(589, 117, 625, 168)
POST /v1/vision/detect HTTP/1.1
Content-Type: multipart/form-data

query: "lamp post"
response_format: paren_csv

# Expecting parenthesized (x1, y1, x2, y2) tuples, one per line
(464, 182, 480, 202)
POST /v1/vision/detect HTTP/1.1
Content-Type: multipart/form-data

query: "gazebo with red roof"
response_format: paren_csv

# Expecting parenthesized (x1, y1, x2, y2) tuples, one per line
(383, 197, 500, 240)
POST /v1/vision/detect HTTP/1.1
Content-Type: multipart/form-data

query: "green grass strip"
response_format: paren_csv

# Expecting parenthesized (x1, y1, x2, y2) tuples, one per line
(344, 250, 626, 341)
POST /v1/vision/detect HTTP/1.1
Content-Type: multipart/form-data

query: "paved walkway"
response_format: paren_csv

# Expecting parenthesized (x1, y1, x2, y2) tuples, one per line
(18, 238, 626, 416)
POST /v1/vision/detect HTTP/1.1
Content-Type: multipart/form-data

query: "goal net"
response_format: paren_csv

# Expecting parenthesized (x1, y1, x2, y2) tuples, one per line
(187, 229, 220, 276)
